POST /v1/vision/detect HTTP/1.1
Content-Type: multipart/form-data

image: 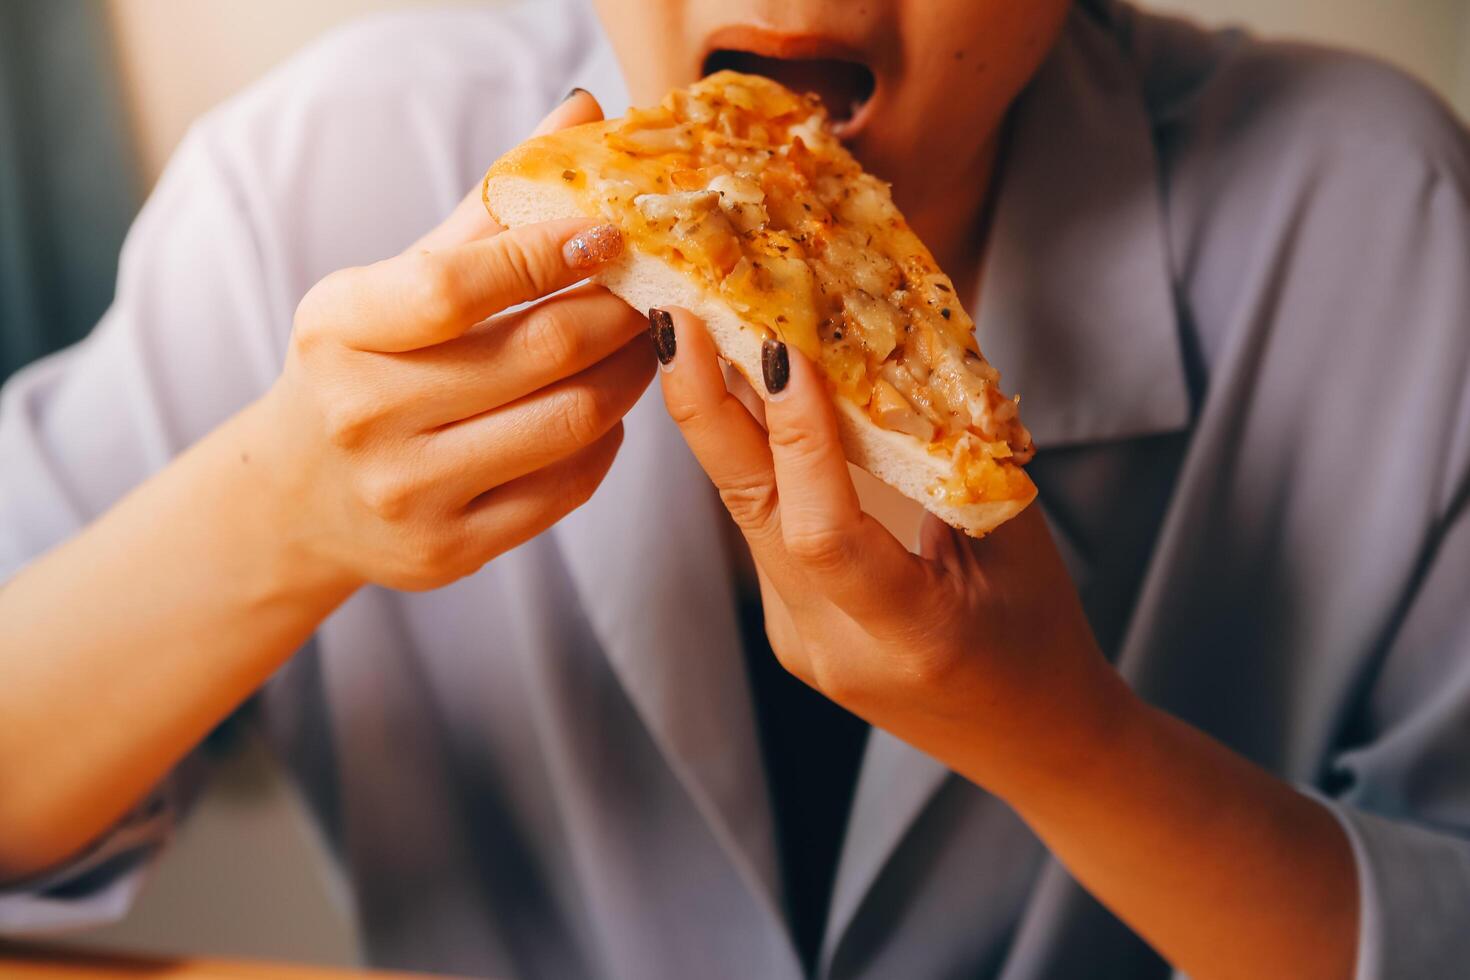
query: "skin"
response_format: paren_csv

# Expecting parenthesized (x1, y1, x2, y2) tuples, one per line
(657, 313, 1356, 980)
(605, 3, 1356, 977)
(0, 94, 649, 878)
(593, 0, 1070, 281)
(0, 2, 1355, 978)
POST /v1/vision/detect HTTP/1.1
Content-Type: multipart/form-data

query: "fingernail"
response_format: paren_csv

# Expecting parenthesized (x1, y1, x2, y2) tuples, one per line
(563, 86, 592, 104)
(648, 308, 676, 369)
(761, 338, 790, 398)
(563, 224, 622, 270)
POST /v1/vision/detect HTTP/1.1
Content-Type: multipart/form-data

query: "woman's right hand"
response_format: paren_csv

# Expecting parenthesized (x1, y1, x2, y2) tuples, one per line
(0, 94, 650, 885)
(257, 95, 653, 592)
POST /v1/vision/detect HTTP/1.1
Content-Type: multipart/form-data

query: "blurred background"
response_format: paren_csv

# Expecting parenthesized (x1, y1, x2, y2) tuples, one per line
(3, 0, 1469, 968)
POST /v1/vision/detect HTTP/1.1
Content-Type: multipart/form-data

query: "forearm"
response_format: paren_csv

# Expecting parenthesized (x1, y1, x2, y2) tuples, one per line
(0, 395, 356, 882)
(968, 688, 1357, 980)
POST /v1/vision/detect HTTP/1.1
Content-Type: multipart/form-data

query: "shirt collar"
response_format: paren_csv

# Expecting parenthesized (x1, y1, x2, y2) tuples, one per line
(974, 5, 1191, 449)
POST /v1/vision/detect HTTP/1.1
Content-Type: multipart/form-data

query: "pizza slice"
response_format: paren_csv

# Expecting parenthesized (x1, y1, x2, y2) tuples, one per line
(483, 71, 1036, 536)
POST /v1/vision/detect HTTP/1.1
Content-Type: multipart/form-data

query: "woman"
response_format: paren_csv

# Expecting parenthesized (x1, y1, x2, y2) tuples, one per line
(2, 0, 1467, 976)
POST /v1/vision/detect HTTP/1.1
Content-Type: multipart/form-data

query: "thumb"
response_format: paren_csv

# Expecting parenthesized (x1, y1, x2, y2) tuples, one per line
(412, 89, 606, 252)
(531, 87, 604, 136)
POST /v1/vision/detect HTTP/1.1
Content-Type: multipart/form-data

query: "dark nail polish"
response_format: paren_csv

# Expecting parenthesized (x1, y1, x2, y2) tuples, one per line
(563, 86, 592, 104)
(648, 308, 676, 365)
(761, 338, 789, 395)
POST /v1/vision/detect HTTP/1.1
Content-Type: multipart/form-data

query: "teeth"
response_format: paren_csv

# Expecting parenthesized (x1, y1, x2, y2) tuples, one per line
(700, 49, 875, 129)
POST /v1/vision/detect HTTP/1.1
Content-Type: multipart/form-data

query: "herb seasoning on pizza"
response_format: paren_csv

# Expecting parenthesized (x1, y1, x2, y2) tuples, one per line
(484, 71, 1036, 536)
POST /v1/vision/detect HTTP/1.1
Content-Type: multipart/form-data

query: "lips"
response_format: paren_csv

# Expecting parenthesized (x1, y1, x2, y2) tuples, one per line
(700, 26, 878, 136)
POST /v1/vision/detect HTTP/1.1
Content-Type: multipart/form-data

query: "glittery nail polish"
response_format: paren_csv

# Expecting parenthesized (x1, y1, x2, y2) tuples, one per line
(562, 224, 623, 270)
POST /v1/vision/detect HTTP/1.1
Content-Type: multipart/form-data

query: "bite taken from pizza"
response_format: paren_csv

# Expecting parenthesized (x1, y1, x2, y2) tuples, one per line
(483, 71, 1036, 536)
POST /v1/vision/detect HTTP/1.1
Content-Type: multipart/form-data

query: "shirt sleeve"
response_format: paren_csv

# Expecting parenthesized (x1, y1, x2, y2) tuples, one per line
(0, 119, 291, 581)
(0, 755, 208, 935)
(1313, 466, 1470, 980)
(0, 119, 289, 930)
(1295, 148, 1470, 979)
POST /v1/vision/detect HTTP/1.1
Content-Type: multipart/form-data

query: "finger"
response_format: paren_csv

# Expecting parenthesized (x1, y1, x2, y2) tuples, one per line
(372, 285, 648, 429)
(530, 87, 605, 137)
(754, 563, 812, 680)
(656, 309, 790, 563)
(917, 511, 976, 578)
(430, 335, 654, 504)
(760, 341, 935, 624)
(760, 343, 864, 538)
(458, 421, 624, 563)
(308, 218, 623, 353)
(411, 184, 505, 254)
(657, 310, 833, 620)
(411, 90, 606, 253)
(967, 499, 1069, 587)
(724, 362, 768, 428)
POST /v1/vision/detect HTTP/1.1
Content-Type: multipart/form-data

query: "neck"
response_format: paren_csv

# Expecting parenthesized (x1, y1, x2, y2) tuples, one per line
(891, 134, 1002, 306)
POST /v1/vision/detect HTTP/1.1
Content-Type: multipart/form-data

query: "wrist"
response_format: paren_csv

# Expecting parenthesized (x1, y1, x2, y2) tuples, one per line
(959, 660, 1147, 809)
(227, 391, 364, 609)
(1004, 682, 1154, 826)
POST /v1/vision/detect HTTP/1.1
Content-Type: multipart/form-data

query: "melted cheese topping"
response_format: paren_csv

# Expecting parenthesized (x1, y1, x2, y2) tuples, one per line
(510, 71, 1034, 500)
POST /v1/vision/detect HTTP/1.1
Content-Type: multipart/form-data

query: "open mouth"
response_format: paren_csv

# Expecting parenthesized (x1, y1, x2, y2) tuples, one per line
(700, 38, 878, 136)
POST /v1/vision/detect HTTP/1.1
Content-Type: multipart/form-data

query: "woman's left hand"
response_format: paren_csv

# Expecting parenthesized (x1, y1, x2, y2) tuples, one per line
(653, 307, 1134, 792)
(654, 307, 1360, 980)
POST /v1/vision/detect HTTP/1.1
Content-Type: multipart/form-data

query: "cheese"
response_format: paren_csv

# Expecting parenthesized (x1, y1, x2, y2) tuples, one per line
(502, 70, 1034, 471)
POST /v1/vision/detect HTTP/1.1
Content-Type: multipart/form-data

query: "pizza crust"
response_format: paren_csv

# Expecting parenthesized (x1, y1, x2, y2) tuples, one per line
(485, 171, 1034, 536)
